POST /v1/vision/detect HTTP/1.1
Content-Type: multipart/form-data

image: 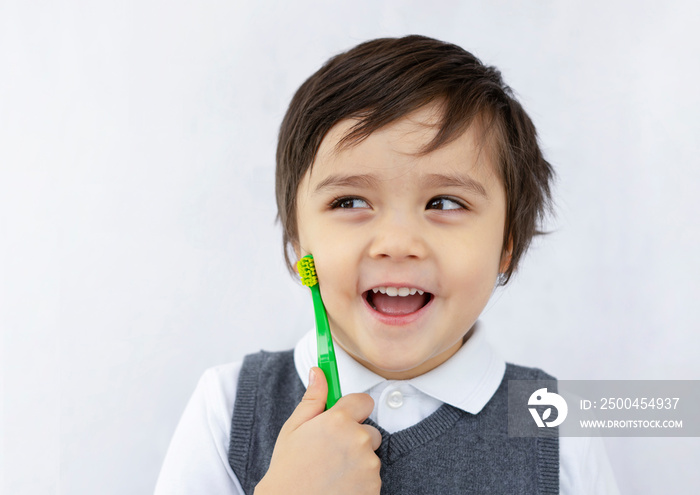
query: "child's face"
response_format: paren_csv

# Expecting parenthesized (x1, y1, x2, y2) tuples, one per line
(295, 103, 508, 380)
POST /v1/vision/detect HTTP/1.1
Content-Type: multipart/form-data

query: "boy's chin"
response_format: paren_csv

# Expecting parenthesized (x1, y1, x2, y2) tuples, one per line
(348, 339, 464, 380)
(354, 352, 443, 381)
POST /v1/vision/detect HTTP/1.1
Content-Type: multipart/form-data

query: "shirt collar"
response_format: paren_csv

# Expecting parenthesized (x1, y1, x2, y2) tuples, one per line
(293, 322, 505, 415)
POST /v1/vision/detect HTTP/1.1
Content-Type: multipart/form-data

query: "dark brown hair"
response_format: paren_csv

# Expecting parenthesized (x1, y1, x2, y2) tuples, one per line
(276, 35, 554, 285)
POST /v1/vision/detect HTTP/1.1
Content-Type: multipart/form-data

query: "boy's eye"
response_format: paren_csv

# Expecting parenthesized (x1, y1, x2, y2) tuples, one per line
(426, 197, 465, 211)
(330, 197, 370, 209)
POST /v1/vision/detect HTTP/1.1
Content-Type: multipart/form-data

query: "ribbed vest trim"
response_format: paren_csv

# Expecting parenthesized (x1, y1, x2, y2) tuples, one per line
(228, 350, 305, 493)
(536, 417, 559, 494)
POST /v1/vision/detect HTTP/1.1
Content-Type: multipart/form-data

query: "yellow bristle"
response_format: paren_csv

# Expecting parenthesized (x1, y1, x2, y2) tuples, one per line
(297, 257, 318, 287)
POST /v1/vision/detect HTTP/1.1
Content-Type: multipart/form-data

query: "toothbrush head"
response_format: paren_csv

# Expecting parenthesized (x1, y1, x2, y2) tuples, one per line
(297, 255, 318, 288)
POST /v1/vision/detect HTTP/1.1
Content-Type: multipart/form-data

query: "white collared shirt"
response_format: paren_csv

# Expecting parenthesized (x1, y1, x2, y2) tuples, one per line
(293, 324, 505, 434)
(155, 325, 620, 494)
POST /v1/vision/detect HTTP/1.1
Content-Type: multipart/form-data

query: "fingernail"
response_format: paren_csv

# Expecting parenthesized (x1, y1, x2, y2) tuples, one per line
(308, 368, 316, 386)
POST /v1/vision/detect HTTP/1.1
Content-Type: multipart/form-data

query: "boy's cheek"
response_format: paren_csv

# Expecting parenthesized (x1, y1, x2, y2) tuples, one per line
(315, 258, 356, 297)
(300, 223, 362, 261)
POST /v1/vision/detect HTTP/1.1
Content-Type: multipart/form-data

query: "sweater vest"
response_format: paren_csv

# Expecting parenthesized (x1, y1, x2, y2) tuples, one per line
(228, 350, 559, 494)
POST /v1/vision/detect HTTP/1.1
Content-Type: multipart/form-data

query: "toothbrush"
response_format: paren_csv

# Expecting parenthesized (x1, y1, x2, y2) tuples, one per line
(297, 254, 342, 409)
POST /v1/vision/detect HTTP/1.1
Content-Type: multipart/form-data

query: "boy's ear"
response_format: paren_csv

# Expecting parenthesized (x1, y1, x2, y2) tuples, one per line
(499, 238, 513, 274)
(292, 241, 301, 273)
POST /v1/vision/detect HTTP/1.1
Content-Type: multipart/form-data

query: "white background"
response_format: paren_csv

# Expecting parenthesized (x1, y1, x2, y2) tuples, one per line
(2, 1, 699, 493)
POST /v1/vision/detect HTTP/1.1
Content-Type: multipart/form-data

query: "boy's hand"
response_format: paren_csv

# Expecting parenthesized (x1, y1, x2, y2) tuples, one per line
(254, 367, 382, 495)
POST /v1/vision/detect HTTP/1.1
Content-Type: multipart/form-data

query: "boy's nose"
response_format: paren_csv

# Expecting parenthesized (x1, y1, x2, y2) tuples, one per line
(367, 212, 429, 261)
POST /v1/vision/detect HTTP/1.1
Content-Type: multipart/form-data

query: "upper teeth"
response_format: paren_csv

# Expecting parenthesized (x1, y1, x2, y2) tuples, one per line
(371, 287, 424, 297)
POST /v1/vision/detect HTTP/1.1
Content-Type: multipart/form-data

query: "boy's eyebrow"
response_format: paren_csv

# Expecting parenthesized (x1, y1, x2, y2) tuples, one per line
(423, 173, 489, 198)
(313, 174, 380, 194)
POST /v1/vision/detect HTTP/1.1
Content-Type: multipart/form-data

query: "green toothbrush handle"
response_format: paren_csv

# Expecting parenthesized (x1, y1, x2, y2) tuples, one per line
(310, 284, 342, 409)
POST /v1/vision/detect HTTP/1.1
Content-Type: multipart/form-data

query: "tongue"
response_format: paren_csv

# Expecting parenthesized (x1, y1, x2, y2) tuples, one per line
(371, 293, 426, 315)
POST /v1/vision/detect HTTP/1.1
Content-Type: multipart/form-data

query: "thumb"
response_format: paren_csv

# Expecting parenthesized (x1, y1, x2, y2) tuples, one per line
(283, 367, 328, 431)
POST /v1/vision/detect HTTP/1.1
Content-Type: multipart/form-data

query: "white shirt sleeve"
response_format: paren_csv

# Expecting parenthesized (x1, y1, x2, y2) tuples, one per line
(560, 435, 620, 495)
(154, 363, 245, 495)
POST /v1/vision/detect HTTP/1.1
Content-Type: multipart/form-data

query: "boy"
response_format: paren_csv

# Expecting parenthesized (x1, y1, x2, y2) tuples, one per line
(155, 35, 617, 494)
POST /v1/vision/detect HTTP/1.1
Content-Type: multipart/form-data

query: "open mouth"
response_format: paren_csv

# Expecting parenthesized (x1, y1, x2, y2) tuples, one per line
(364, 286, 433, 316)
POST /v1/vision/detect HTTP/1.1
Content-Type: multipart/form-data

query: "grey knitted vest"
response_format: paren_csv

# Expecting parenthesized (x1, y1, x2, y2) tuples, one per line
(228, 350, 559, 494)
